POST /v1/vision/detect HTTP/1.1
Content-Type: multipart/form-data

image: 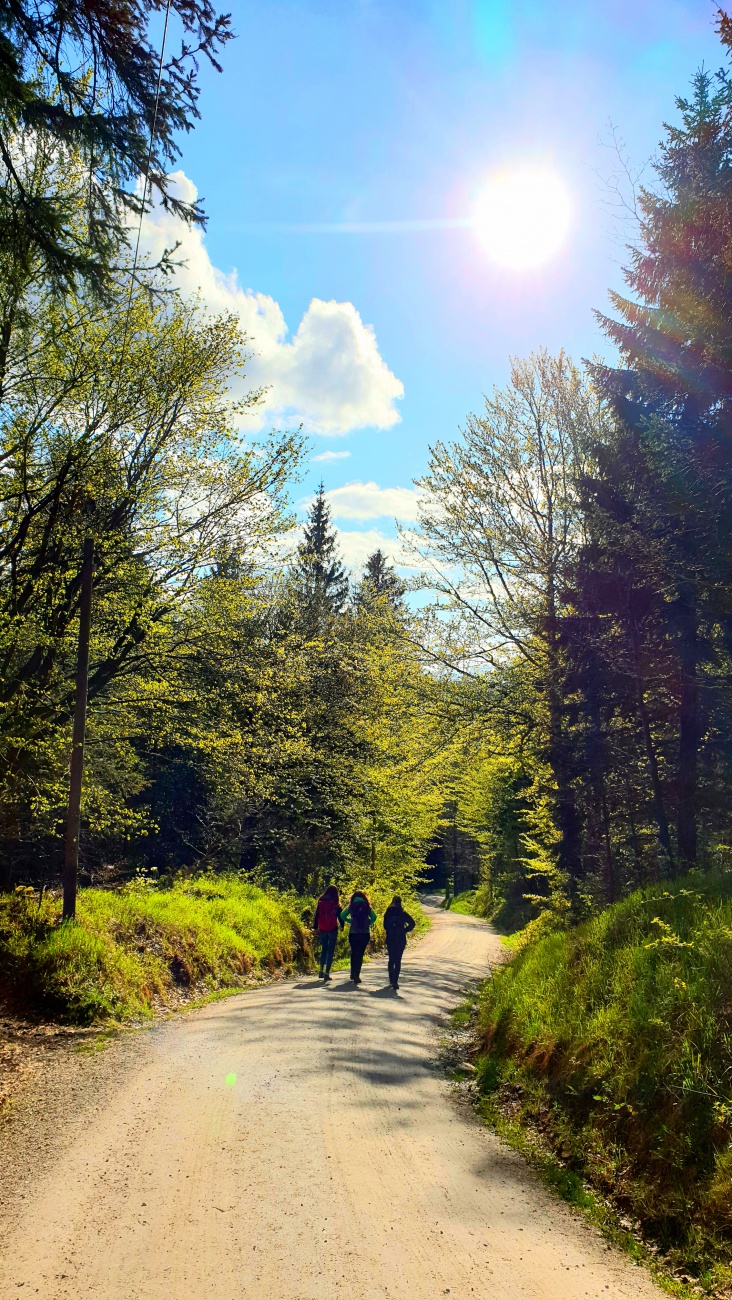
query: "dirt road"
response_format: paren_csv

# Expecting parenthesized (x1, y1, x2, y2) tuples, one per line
(0, 901, 660, 1299)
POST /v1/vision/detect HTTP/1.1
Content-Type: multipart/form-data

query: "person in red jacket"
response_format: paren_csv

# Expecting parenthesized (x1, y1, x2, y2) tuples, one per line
(313, 884, 342, 981)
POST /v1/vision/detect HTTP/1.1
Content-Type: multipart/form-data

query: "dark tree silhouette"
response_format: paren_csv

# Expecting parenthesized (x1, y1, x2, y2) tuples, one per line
(591, 58, 732, 871)
(292, 483, 349, 631)
(0, 0, 233, 293)
(357, 549, 405, 608)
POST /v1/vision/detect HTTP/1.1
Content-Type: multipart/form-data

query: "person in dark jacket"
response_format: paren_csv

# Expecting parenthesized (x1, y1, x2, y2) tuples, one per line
(383, 895, 416, 990)
(339, 890, 377, 984)
(313, 884, 341, 981)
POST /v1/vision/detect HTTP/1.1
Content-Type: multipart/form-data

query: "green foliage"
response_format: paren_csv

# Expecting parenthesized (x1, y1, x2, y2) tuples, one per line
(0, 877, 312, 1023)
(0, 0, 463, 1023)
(446, 889, 479, 915)
(290, 482, 349, 633)
(581, 43, 732, 884)
(476, 875, 732, 1276)
(355, 549, 405, 609)
(409, 31, 732, 917)
(0, 278, 302, 882)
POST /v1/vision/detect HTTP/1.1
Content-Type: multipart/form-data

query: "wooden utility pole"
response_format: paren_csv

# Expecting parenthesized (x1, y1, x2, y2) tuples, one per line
(452, 800, 458, 898)
(62, 536, 94, 921)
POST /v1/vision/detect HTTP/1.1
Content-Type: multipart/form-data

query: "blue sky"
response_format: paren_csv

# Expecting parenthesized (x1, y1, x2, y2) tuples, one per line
(155, 0, 724, 569)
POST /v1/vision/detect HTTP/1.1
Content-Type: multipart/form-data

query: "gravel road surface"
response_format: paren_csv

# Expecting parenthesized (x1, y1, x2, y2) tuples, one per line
(0, 901, 661, 1299)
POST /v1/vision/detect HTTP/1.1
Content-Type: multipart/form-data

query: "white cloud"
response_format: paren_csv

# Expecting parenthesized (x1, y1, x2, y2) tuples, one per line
(335, 528, 414, 571)
(311, 449, 351, 463)
(324, 481, 423, 522)
(138, 173, 404, 434)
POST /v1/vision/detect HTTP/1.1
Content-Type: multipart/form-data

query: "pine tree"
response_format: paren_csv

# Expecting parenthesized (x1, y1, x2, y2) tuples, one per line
(291, 483, 349, 631)
(356, 549, 405, 608)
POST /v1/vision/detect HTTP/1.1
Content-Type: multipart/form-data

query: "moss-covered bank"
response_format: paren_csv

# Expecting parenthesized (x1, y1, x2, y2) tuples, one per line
(0, 876, 314, 1022)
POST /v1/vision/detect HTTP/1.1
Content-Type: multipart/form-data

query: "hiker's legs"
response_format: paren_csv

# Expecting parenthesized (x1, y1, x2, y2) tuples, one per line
(349, 932, 368, 980)
(320, 928, 337, 974)
(387, 941, 404, 986)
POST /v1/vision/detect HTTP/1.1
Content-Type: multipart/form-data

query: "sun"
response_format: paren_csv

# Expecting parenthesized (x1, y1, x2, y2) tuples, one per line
(473, 168, 572, 271)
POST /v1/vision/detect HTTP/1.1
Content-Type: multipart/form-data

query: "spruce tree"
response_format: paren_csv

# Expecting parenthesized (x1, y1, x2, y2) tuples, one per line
(0, 1, 232, 295)
(592, 49, 732, 870)
(356, 549, 405, 608)
(292, 483, 349, 631)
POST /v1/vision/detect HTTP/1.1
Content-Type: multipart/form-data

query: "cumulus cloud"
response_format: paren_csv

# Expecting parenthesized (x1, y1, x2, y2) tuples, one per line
(137, 173, 404, 434)
(334, 528, 415, 571)
(311, 449, 351, 463)
(324, 481, 423, 522)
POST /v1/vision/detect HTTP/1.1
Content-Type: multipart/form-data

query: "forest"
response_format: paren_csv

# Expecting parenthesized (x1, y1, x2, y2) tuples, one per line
(3, 0, 732, 1293)
(2, 7, 732, 942)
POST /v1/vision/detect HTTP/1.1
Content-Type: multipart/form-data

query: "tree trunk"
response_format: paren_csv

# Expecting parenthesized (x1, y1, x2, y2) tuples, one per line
(546, 699, 583, 906)
(63, 537, 94, 921)
(582, 653, 617, 904)
(622, 769, 645, 885)
(452, 807, 458, 897)
(0, 312, 12, 401)
(600, 782, 617, 904)
(544, 624, 582, 904)
(676, 596, 699, 872)
(544, 564, 583, 907)
(629, 622, 674, 874)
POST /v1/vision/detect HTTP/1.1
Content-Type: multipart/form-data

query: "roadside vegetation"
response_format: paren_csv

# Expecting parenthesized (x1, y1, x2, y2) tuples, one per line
(0, 876, 311, 1022)
(471, 876, 732, 1291)
(444, 890, 478, 915)
(443, 889, 491, 917)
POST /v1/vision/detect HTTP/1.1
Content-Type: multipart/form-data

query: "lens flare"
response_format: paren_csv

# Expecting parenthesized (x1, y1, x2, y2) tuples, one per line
(225, 1072, 237, 1086)
(473, 169, 572, 270)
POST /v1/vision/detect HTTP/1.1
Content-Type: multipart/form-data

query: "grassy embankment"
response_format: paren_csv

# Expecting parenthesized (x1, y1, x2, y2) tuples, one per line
(472, 875, 732, 1291)
(445, 889, 481, 916)
(0, 876, 427, 1025)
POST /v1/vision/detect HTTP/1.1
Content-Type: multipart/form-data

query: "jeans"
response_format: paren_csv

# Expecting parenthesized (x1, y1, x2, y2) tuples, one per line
(318, 928, 338, 973)
(349, 931, 370, 981)
(387, 940, 406, 986)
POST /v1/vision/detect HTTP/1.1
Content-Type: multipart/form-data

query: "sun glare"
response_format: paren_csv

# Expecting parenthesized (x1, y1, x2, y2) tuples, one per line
(473, 169, 572, 271)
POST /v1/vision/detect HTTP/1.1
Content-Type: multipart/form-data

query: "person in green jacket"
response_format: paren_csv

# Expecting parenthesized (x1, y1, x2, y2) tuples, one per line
(339, 890, 377, 984)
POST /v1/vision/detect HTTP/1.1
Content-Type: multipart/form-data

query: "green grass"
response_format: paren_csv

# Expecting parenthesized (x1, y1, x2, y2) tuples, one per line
(445, 889, 478, 914)
(0, 877, 428, 1025)
(474, 873, 732, 1290)
(444, 886, 494, 917)
(0, 876, 313, 1023)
